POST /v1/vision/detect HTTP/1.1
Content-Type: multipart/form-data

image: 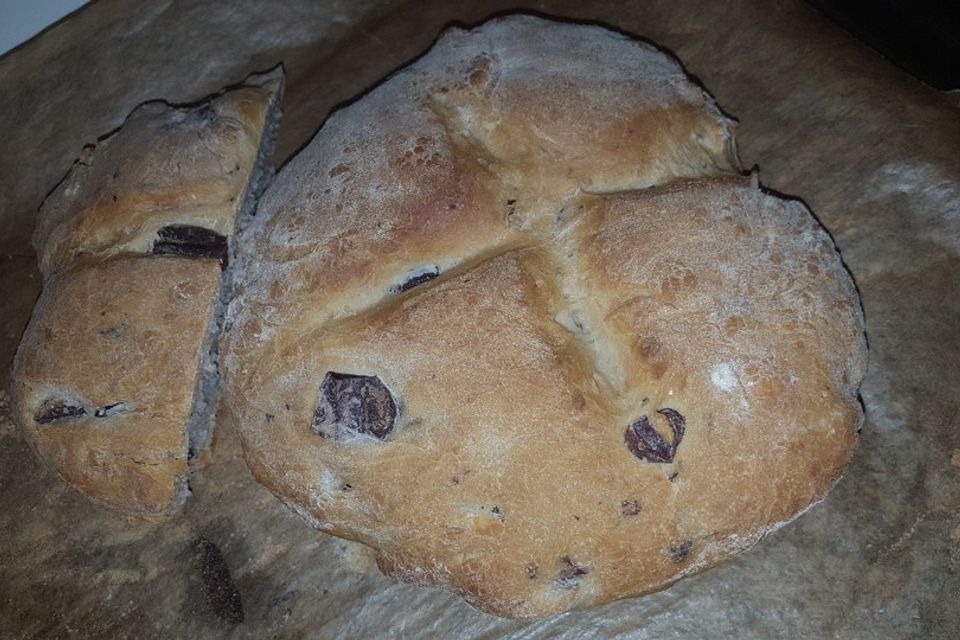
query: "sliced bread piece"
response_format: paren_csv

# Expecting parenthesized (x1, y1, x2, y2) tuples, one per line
(12, 257, 221, 516)
(12, 68, 284, 518)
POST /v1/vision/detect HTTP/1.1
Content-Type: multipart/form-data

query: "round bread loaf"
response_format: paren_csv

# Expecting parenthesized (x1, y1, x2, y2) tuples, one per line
(222, 16, 867, 618)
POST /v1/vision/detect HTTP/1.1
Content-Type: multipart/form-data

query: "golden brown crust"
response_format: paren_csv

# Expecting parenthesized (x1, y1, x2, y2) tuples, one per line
(12, 257, 221, 518)
(34, 74, 282, 277)
(222, 16, 866, 617)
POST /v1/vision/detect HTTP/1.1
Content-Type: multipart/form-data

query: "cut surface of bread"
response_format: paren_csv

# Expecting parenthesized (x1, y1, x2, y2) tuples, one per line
(222, 16, 866, 618)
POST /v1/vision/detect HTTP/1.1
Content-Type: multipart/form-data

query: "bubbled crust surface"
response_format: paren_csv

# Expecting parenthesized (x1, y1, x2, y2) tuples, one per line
(12, 257, 221, 518)
(34, 80, 279, 277)
(222, 16, 867, 618)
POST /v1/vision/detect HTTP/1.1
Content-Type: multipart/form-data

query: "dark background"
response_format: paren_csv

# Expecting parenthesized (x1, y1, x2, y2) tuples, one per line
(807, 0, 960, 90)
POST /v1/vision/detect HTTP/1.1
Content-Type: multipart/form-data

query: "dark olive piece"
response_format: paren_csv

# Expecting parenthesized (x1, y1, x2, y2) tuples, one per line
(152, 225, 228, 266)
(396, 267, 440, 293)
(35, 402, 86, 424)
(312, 372, 397, 441)
(624, 407, 686, 463)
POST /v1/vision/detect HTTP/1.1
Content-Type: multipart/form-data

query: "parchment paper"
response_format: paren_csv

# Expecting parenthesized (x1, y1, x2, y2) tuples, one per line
(1, 1, 958, 638)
